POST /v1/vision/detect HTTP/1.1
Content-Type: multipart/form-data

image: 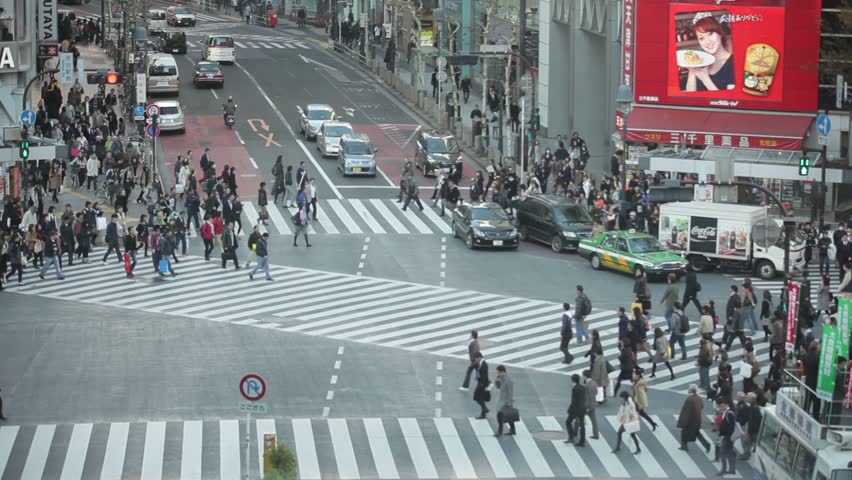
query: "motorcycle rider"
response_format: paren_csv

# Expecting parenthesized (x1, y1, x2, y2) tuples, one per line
(222, 96, 237, 125)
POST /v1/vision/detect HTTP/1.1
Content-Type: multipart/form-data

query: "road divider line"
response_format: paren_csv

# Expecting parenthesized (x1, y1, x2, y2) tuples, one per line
(234, 130, 245, 145)
(249, 157, 258, 168)
(235, 62, 343, 199)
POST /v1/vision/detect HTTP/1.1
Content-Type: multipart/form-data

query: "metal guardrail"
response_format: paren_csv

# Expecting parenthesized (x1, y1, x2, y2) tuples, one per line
(780, 368, 852, 433)
(330, 40, 369, 66)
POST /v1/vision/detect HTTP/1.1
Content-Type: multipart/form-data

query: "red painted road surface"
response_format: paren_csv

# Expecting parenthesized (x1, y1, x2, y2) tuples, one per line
(159, 115, 261, 197)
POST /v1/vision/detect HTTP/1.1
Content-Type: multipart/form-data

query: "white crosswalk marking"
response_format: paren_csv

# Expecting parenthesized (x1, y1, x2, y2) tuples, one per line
(219, 420, 241, 480)
(141, 421, 166, 480)
(20, 424, 55, 480)
(100, 422, 129, 480)
(468, 418, 515, 478)
(370, 199, 410, 233)
(265, 200, 292, 234)
(0, 427, 18, 478)
(293, 419, 321, 480)
(235, 41, 247, 48)
(363, 419, 399, 479)
(59, 423, 92, 480)
(0, 416, 750, 479)
(328, 418, 360, 479)
(393, 201, 432, 233)
(420, 204, 453, 234)
(350, 198, 386, 234)
(180, 421, 202, 480)
(327, 199, 363, 233)
(242, 201, 267, 234)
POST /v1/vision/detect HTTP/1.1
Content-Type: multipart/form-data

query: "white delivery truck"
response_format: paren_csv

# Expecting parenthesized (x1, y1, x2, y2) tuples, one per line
(658, 201, 805, 279)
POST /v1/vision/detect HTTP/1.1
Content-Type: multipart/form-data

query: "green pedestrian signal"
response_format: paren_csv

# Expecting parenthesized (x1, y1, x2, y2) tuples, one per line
(19, 139, 29, 159)
(798, 156, 810, 176)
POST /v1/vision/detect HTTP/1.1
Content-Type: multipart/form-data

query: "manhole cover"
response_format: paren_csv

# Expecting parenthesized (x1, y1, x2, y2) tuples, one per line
(531, 430, 566, 441)
(137, 276, 167, 284)
(479, 339, 497, 348)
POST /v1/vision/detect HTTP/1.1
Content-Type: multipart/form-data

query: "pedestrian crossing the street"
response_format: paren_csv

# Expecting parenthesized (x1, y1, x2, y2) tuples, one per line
(725, 263, 830, 308)
(8, 250, 768, 394)
(0, 416, 750, 479)
(231, 199, 453, 236)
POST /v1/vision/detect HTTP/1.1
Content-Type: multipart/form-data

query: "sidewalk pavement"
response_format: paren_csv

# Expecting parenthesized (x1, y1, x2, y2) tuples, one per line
(34, 44, 123, 113)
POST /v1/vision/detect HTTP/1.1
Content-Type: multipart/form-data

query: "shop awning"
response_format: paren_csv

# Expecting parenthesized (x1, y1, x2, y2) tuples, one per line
(624, 107, 814, 151)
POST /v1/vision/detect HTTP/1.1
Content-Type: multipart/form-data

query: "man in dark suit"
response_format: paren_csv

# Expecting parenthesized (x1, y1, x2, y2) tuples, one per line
(101, 213, 122, 264)
(723, 285, 745, 351)
(717, 398, 737, 476)
(221, 222, 240, 270)
(460, 330, 480, 390)
(472, 352, 490, 419)
(565, 373, 587, 446)
(682, 267, 702, 316)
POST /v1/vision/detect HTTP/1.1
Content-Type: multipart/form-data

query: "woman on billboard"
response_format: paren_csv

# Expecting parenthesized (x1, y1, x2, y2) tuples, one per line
(682, 14, 735, 92)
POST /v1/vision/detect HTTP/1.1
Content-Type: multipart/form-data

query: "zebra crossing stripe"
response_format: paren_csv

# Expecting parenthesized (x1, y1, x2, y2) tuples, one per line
(235, 41, 247, 48)
(242, 201, 267, 234)
(328, 419, 360, 479)
(349, 198, 386, 234)
(420, 205, 453, 234)
(293, 419, 321, 480)
(327, 199, 362, 234)
(266, 201, 292, 234)
(649, 415, 704, 477)
(469, 418, 516, 478)
(100, 422, 129, 480)
(369, 199, 409, 234)
(512, 421, 554, 477)
(180, 421, 203, 480)
(586, 427, 628, 478)
(20, 424, 55, 480)
(140, 421, 166, 480)
(0, 427, 19, 480)
(434, 418, 477, 479)
(363, 419, 400, 480)
(398, 418, 438, 479)
(602, 416, 665, 477)
(392, 201, 432, 234)
(536, 417, 591, 477)
(59, 423, 92, 480)
(218, 420, 241, 480)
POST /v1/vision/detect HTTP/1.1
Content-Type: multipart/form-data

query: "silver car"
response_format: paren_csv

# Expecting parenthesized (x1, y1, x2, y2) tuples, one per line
(317, 121, 354, 157)
(338, 134, 378, 177)
(154, 100, 185, 133)
(298, 104, 336, 140)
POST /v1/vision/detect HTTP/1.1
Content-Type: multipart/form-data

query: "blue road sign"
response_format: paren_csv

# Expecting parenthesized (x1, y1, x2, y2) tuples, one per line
(146, 124, 160, 138)
(134, 105, 145, 117)
(817, 114, 832, 136)
(19, 109, 35, 126)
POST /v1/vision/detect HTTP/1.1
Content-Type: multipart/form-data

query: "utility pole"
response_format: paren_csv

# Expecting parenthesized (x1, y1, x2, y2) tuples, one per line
(819, 108, 828, 233)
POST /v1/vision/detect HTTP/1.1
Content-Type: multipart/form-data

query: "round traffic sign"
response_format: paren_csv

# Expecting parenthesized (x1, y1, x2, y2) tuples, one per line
(436, 56, 447, 69)
(436, 71, 448, 83)
(240, 374, 267, 401)
(146, 104, 160, 117)
(146, 124, 160, 138)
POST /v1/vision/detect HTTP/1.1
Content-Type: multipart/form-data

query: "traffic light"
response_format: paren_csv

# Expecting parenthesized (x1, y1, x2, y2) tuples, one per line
(19, 139, 29, 159)
(86, 69, 121, 85)
(531, 113, 540, 131)
(799, 156, 810, 176)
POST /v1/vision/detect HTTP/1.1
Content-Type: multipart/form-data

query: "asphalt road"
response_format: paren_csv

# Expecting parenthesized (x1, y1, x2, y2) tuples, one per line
(1, 4, 770, 479)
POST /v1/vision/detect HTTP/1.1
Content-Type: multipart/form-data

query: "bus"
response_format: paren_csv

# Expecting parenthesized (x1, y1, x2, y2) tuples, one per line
(754, 371, 852, 480)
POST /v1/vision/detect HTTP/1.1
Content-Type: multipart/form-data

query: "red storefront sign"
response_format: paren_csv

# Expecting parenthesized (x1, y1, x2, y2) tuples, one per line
(632, 0, 820, 113)
(785, 281, 800, 352)
(622, 0, 635, 90)
(624, 130, 802, 150)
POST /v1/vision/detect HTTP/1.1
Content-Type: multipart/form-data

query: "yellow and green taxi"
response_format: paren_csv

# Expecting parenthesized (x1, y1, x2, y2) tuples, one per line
(578, 230, 688, 277)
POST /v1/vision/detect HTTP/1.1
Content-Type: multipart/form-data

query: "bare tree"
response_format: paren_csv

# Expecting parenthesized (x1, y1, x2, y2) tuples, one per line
(387, 0, 425, 92)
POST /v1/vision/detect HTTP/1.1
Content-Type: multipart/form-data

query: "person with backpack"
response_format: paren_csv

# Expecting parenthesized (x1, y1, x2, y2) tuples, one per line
(158, 228, 177, 277)
(574, 285, 592, 344)
(245, 225, 260, 268)
(669, 301, 689, 360)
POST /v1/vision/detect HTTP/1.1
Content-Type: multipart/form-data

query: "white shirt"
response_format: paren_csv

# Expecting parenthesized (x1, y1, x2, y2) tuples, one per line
(309, 184, 317, 199)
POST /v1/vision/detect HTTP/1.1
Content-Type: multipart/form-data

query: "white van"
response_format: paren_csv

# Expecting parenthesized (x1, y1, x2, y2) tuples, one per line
(202, 35, 236, 64)
(147, 9, 167, 35)
(145, 53, 180, 95)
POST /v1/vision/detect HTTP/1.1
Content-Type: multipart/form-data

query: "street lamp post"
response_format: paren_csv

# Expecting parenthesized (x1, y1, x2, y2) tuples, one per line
(615, 84, 633, 194)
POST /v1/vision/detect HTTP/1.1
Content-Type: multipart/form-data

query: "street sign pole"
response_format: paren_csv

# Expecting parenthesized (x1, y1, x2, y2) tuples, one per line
(817, 111, 831, 232)
(245, 410, 251, 480)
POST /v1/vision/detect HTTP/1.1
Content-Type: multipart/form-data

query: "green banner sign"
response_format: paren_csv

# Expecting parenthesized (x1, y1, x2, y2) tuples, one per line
(839, 297, 851, 359)
(817, 325, 840, 401)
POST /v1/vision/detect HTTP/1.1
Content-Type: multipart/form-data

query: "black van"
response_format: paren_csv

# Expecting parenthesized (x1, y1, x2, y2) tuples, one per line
(157, 31, 187, 55)
(515, 194, 595, 252)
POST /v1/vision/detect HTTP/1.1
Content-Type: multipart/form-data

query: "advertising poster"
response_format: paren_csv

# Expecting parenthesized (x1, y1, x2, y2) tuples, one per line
(669, 5, 785, 104)
(717, 218, 748, 257)
(660, 214, 689, 251)
(817, 325, 840, 401)
(785, 282, 800, 352)
(694, 184, 714, 202)
(59, 52, 74, 85)
(840, 297, 851, 359)
(688, 216, 718, 253)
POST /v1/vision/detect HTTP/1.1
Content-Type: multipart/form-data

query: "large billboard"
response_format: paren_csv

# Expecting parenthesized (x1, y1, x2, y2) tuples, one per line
(632, 0, 820, 113)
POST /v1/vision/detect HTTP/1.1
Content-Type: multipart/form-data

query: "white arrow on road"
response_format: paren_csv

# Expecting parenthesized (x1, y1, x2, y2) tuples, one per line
(298, 54, 339, 72)
(342, 107, 355, 117)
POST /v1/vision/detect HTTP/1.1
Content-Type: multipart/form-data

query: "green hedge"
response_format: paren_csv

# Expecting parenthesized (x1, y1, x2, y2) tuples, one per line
(263, 443, 298, 480)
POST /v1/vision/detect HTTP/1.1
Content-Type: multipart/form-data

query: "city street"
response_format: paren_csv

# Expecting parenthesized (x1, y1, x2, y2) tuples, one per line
(0, 3, 810, 479)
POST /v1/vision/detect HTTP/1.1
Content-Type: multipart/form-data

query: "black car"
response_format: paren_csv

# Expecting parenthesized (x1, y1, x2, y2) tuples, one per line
(451, 202, 519, 250)
(414, 129, 462, 177)
(515, 194, 595, 252)
(193, 61, 224, 88)
(157, 31, 187, 55)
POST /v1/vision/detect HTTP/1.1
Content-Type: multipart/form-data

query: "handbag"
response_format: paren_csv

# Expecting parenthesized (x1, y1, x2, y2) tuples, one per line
(625, 419, 641, 434)
(504, 407, 520, 423)
(583, 319, 590, 330)
(96, 217, 107, 230)
(158, 258, 169, 274)
(596, 386, 605, 403)
(739, 361, 752, 378)
(291, 213, 301, 225)
(175, 183, 185, 194)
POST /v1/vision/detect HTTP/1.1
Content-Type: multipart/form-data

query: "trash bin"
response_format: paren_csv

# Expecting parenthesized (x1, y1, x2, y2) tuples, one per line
(268, 11, 278, 27)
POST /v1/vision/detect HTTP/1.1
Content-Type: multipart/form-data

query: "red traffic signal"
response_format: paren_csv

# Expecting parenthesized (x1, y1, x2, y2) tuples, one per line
(106, 72, 120, 84)
(86, 69, 121, 85)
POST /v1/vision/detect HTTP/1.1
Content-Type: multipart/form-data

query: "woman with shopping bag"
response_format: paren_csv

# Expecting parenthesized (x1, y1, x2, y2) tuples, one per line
(611, 390, 641, 454)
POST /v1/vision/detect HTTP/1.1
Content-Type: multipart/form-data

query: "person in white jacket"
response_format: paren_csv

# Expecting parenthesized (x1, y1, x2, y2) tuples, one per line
(19, 205, 38, 233)
(86, 154, 99, 191)
(612, 390, 641, 454)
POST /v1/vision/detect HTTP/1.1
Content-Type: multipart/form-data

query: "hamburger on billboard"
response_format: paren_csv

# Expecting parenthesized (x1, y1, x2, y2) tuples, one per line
(632, 0, 820, 113)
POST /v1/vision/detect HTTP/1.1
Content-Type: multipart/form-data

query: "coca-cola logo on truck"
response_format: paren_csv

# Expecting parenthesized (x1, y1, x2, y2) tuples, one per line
(689, 216, 718, 254)
(690, 225, 717, 241)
